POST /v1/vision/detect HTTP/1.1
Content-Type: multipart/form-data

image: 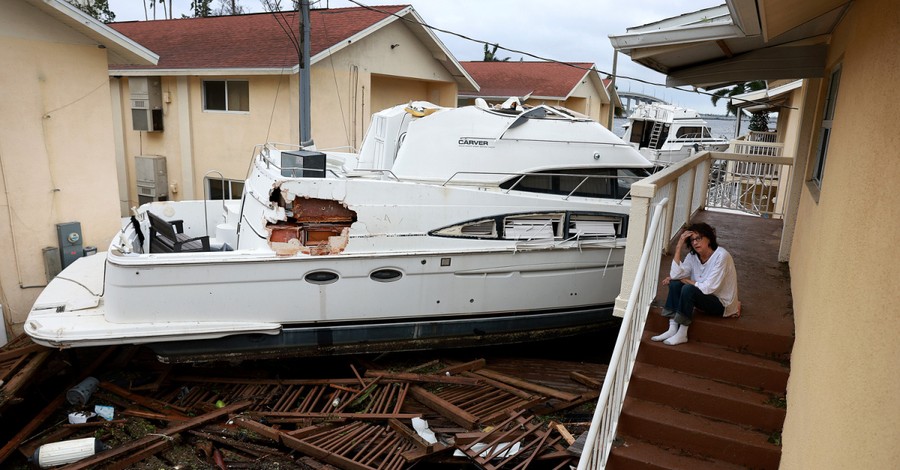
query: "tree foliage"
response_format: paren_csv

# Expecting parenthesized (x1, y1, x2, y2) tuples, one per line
(67, 0, 116, 23)
(483, 43, 510, 62)
(190, 0, 213, 17)
(709, 80, 767, 116)
(749, 111, 770, 132)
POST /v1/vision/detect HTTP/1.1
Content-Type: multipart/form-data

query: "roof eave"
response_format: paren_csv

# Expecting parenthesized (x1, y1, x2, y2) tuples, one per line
(28, 0, 158, 65)
(108, 67, 296, 76)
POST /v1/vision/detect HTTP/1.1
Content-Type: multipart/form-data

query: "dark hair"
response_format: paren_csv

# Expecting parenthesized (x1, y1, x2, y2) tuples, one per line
(685, 222, 718, 253)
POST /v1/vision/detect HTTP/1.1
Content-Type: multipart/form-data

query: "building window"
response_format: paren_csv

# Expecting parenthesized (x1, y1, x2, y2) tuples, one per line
(811, 66, 841, 189)
(205, 177, 244, 200)
(203, 80, 249, 112)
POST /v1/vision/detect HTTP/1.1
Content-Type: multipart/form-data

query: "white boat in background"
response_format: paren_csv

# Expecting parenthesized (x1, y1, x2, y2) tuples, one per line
(621, 103, 729, 167)
(25, 99, 652, 361)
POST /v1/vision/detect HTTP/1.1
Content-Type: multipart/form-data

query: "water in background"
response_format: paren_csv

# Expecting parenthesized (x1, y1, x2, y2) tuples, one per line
(612, 116, 751, 141)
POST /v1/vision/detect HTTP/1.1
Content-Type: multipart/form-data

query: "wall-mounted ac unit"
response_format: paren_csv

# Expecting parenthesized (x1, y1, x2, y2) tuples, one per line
(135, 155, 168, 205)
(130, 76, 163, 132)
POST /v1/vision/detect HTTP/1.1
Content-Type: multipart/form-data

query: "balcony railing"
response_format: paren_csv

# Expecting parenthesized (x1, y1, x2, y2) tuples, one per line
(577, 150, 793, 469)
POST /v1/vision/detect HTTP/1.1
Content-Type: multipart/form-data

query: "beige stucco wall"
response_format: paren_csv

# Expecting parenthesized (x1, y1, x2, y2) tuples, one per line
(116, 18, 459, 203)
(0, 4, 123, 335)
(781, 0, 900, 467)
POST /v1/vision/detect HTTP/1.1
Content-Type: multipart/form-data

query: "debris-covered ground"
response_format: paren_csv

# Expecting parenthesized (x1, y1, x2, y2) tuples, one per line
(0, 329, 616, 469)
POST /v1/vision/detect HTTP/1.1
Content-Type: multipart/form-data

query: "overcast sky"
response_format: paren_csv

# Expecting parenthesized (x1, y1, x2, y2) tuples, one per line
(107, 0, 727, 114)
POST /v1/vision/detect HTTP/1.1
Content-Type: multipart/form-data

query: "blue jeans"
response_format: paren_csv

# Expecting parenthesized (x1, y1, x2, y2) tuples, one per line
(663, 279, 724, 325)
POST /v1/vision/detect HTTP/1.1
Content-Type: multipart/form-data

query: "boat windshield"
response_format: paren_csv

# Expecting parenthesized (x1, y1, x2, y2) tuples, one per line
(499, 168, 651, 199)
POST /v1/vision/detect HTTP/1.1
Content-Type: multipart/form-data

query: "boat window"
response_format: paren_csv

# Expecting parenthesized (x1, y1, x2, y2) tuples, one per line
(616, 168, 652, 199)
(370, 269, 403, 282)
(305, 271, 339, 284)
(432, 218, 497, 238)
(676, 126, 704, 139)
(500, 168, 649, 199)
(502, 214, 563, 240)
(568, 214, 622, 239)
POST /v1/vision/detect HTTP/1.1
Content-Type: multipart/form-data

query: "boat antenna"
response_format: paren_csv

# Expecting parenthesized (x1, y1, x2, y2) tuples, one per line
(299, 0, 313, 147)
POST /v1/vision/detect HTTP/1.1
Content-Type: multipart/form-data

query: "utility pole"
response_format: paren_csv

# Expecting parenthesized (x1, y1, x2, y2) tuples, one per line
(299, 0, 313, 147)
(607, 50, 618, 131)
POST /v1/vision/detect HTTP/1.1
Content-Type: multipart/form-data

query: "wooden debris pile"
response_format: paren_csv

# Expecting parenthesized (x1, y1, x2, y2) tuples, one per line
(1, 346, 604, 469)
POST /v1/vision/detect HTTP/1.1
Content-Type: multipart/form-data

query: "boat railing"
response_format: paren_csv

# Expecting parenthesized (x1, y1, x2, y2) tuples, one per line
(576, 197, 669, 470)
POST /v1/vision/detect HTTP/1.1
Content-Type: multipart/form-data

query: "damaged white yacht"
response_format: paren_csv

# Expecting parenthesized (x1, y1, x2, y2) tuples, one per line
(25, 100, 652, 361)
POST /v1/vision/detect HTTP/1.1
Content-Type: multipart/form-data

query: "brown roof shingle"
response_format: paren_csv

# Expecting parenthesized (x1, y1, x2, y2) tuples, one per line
(459, 61, 595, 99)
(109, 6, 408, 70)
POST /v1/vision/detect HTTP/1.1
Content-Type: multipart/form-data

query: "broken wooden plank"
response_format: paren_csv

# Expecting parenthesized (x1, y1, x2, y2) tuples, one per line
(255, 411, 420, 422)
(58, 400, 252, 470)
(0, 350, 51, 405)
(570, 371, 602, 389)
(364, 370, 481, 386)
(548, 421, 577, 446)
(473, 369, 580, 402)
(120, 409, 191, 422)
(100, 381, 191, 417)
(103, 438, 175, 470)
(388, 418, 433, 452)
(408, 385, 479, 429)
(235, 419, 377, 470)
(0, 342, 46, 363)
(436, 358, 486, 375)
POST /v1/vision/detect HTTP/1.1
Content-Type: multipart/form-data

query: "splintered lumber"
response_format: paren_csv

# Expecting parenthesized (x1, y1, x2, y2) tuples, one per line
(100, 381, 190, 416)
(548, 421, 577, 446)
(0, 350, 51, 404)
(120, 409, 191, 422)
(0, 342, 46, 363)
(472, 369, 580, 402)
(569, 371, 602, 389)
(102, 439, 175, 470)
(364, 370, 481, 386)
(436, 358, 487, 375)
(236, 418, 415, 470)
(58, 400, 252, 470)
(408, 385, 479, 429)
(254, 412, 421, 422)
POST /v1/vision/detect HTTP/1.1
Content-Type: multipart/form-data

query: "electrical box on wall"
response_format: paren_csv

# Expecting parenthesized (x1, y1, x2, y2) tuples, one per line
(135, 155, 168, 205)
(130, 76, 164, 132)
(56, 222, 83, 270)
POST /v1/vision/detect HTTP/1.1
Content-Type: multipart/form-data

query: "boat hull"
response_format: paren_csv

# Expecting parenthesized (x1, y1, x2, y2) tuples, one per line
(150, 304, 619, 362)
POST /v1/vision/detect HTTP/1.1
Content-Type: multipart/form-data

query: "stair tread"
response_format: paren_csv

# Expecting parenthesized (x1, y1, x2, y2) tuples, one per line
(630, 362, 786, 432)
(640, 331, 788, 370)
(610, 434, 748, 470)
(632, 362, 777, 405)
(622, 397, 775, 450)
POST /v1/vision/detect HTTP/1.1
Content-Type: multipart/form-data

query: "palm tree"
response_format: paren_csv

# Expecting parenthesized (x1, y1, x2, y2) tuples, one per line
(483, 43, 510, 62)
(710, 81, 766, 116)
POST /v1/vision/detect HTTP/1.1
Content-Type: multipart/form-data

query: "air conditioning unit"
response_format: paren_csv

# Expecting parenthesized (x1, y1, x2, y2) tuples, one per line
(130, 76, 163, 132)
(135, 155, 168, 205)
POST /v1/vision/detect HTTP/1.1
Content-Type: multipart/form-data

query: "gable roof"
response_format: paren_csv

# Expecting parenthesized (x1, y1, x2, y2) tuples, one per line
(107, 6, 477, 91)
(459, 61, 597, 100)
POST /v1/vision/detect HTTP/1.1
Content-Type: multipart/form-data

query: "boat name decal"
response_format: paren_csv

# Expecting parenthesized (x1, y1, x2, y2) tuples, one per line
(458, 137, 492, 148)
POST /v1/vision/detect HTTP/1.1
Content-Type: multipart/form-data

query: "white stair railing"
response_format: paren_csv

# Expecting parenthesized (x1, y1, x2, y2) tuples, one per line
(576, 197, 669, 470)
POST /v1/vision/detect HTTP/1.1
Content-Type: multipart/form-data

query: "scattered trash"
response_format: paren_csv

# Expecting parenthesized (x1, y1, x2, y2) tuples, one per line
(66, 377, 99, 406)
(67, 411, 95, 425)
(94, 404, 114, 421)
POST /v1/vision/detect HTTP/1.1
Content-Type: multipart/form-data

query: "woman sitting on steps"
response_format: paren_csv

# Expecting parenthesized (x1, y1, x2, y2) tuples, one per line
(652, 222, 740, 346)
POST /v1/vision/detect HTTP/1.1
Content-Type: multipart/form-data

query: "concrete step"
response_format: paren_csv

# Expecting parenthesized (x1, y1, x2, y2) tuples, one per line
(607, 434, 748, 470)
(618, 397, 781, 469)
(629, 362, 786, 433)
(646, 307, 793, 359)
(637, 331, 789, 392)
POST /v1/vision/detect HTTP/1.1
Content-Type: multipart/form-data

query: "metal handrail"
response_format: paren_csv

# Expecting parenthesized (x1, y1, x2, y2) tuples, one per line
(577, 197, 669, 470)
(202, 169, 227, 237)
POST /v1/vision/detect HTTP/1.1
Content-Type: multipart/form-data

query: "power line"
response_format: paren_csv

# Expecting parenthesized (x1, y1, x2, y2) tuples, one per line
(344, 0, 788, 110)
